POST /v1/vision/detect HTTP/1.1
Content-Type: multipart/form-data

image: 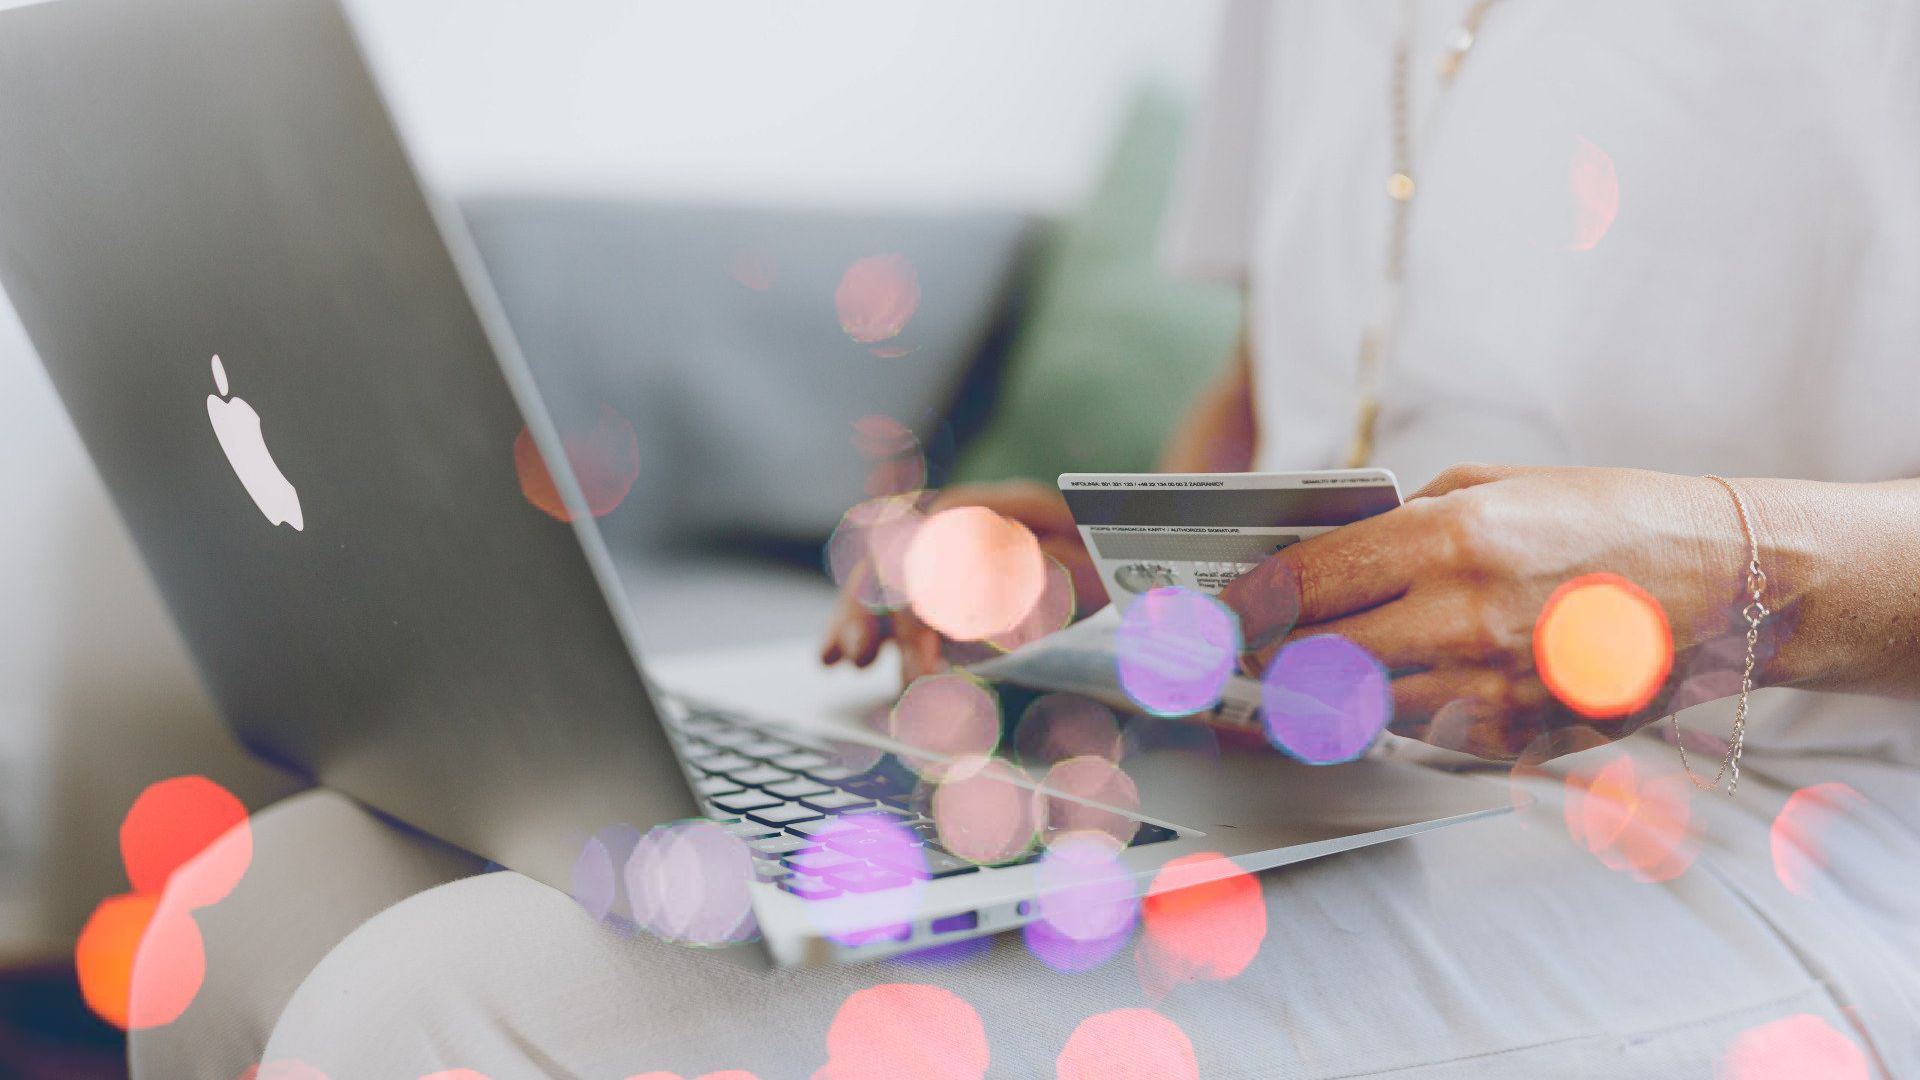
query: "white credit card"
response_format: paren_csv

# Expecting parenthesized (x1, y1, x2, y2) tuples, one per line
(1058, 469, 1403, 611)
(966, 469, 1402, 733)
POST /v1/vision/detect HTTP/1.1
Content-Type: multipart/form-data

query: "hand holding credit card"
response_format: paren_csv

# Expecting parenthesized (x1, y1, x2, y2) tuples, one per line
(967, 469, 1402, 733)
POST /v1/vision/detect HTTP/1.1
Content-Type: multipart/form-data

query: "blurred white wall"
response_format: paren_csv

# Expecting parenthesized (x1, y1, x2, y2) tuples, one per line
(0, 0, 1223, 947)
(349, 0, 1222, 209)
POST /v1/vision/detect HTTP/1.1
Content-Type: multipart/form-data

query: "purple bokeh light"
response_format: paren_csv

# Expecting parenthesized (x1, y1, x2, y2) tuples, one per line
(1259, 634, 1391, 764)
(1113, 587, 1240, 717)
(802, 813, 928, 946)
(1022, 837, 1139, 973)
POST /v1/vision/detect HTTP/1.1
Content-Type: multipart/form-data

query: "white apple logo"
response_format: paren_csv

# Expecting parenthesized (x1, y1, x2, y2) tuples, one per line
(206, 354, 304, 531)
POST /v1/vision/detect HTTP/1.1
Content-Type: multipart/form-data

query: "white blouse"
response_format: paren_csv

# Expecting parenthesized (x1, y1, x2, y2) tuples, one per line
(1165, 0, 1920, 763)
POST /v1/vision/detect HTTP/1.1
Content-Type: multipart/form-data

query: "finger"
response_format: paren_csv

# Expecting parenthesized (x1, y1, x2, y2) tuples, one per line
(895, 609, 950, 684)
(1220, 510, 1418, 645)
(1038, 533, 1106, 618)
(820, 583, 892, 667)
(1247, 595, 1439, 675)
(1387, 670, 1556, 761)
(1409, 462, 1533, 500)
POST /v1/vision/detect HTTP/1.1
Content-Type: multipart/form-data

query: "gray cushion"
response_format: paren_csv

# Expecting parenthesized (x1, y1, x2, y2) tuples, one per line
(462, 197, 1036, 554)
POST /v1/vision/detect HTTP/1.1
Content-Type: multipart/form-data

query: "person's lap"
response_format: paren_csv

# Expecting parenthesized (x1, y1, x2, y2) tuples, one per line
(146, 735, 1910, 1078)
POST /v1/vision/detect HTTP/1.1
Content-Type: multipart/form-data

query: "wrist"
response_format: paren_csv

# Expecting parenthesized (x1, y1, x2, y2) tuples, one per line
(1722, 477, 1837, 690)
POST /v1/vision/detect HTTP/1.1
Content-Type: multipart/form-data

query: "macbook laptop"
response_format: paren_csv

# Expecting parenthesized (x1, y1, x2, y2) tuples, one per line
(0, 0, 1508, 966)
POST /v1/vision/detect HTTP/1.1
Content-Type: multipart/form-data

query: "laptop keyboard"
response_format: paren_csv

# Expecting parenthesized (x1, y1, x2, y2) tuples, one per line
(670, 706, 1178, 902)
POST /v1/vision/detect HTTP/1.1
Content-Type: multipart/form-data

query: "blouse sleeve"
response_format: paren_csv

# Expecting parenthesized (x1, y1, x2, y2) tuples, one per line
(1159, 0, 1272, 285)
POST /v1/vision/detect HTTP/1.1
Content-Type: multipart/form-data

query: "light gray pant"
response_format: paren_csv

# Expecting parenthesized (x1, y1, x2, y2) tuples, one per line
(134, 738, 1914, 1078)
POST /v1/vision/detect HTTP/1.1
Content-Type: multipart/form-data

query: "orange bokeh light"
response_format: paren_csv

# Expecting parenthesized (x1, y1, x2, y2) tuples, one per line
(513, 405, 641, 522)
(903, 506, 1046, 642)
(1534, 573, 1673, 718)
(121, 775, 251, 905)
(1056, 1009, 1198, 1080)
(1715, 1013, 1869, 1080)
(814, 983, 989, 1080)
(1771, 783, 1866, 896)
(1136, 853, 1266, 994)
(75, 892, 205, 1031)
(834, 254, 921, 346)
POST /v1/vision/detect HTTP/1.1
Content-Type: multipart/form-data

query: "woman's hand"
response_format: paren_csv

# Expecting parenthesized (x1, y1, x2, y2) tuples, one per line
(1221, 464, 1751, 762)
(819, 479, 1105, 684)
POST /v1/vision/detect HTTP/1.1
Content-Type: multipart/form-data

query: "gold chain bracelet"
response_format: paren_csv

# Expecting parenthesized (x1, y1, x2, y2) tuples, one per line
(1671, 475, 1768, 795)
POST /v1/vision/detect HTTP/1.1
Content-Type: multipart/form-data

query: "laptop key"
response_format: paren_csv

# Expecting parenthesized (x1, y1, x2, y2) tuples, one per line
(710, 791, 784, 814)
(749, 834, 816, 858)
(784, 849, 862, 875)
(921, 849, 982, 878)
(800, 791, 874, 813)
(698, 754, 757, 774)
(779, 876, 841, 901)
(824, 866, 912, 893)
(726, 764, 795, 787)
(721, 820, 779, 840)
(824, 832, 918, 860)
(804, 764, 862, 784)
(747, 803, 825, 827)
(701, 728, 759, 748)
(772, 751, 830, 770)
(735, 737, 795, 759)
(696, 777, 745, 797)
(766, 778, 832, 799)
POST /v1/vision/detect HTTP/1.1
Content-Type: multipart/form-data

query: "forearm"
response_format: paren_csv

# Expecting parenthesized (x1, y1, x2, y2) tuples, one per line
(1724, 477, 1920, 696)
(1157, 333, 1255, 473)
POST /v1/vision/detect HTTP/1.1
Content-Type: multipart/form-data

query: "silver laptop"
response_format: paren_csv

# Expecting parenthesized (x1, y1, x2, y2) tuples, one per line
(0, 0, 1508, 966)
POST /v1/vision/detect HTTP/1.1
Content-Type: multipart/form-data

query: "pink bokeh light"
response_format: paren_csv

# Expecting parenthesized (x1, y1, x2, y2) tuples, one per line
(835, 254, 921, 347)
(1038, 756, 1141, 851)
(814, 983, 989, 1080)
(933, 756, 1038, 866)
(1569, 136, 1621, 252)
(1136, 853, 1267, 995)
(1771, 783, 1866, 896)
(1015, 694, 1124, 767)
(624, 821, 756, 946)
(827, 496, 925, 612)
(986, 556, 1076, 653)
(889, 673, 1001, 779)
(1562, 753, 1696, 884)
(1056, 1009, 1198, 1080)
(1714, 1013, 1869, 1080)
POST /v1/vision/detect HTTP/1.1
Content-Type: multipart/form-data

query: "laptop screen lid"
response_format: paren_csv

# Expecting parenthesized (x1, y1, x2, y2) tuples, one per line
(0, 0, 703, 890)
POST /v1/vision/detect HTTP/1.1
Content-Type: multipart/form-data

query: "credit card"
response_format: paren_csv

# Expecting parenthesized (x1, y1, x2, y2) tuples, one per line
(1058, 469, 1402, 611)
(966, 469, 1402, 734)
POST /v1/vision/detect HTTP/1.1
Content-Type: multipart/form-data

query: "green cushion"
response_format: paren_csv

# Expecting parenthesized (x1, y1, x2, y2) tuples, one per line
(952, 89, 1244, 483)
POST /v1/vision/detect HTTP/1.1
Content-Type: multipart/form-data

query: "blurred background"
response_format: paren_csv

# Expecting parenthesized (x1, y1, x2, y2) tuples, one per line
(0, 0, 1236, 1069)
